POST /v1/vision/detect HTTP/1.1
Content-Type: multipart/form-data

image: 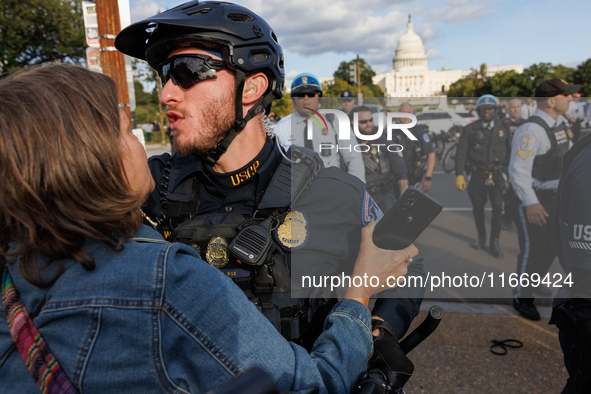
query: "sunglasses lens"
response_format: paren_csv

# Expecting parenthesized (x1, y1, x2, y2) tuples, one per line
(160, 56, 220, 89)
(293, 93, 317, 98)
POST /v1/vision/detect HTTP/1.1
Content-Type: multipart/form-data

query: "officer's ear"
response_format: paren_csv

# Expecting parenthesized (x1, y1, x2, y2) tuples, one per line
(242, 72, 268, 105)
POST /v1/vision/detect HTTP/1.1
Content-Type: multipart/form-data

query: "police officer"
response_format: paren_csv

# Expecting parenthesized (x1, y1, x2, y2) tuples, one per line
(501, 98, 526, 230)
(395, 102, 435, 192)
(509, 78, 579, 320)
(352, 105, 408, 211)
(339, 89, 355, 116)
(455, 94, 511, 258)
(274, 74, 365, 182)
(115, 0, 423, 351)
(553, 132, 591, 394)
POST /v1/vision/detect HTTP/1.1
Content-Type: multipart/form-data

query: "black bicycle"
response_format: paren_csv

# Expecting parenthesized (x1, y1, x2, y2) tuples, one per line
(442, 142, 457, 173)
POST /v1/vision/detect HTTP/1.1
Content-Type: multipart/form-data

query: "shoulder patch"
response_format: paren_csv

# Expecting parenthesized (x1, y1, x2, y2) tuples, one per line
(517, 150, 535, 160)
(422, 133, 430, 143)
(362, 191, 384, 225)
(519, 135, 535, 151)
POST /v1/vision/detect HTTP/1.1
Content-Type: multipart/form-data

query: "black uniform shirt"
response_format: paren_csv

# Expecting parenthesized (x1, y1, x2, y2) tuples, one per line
(455, 120, 511, 176)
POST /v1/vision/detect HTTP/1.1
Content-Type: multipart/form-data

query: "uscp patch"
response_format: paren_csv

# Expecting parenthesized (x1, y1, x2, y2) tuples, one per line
(276, 211, 308, 249)
(362, 191, 384, 225)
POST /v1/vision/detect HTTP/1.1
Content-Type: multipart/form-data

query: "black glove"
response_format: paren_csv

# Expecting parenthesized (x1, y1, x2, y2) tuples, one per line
(369, 319, 414, 389)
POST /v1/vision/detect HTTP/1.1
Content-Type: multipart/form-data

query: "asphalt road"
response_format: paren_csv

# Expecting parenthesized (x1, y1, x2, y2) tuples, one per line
(145, 142, 570, 392)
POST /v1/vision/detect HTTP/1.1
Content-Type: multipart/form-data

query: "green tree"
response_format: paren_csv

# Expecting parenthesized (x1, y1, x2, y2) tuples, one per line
(132, 61, 160, 126)
(573, 59, 591, 96)
(489, 70, 527, 97)
(448, 64, 491, 97)
(271, 90, 291, 118)
(331, 58, 384, 100)
(450, 62, 577, 98)
(1, 0, 85, 73)
(334, 58, 376, 86)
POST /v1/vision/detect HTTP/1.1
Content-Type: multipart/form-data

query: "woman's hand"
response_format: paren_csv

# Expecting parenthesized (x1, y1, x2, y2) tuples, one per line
(344, 221, 417, 307)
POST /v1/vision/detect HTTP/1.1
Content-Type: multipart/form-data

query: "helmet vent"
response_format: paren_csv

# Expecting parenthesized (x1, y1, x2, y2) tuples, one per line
(251, 51, 269, 63)
(271, 32, 278, 43)
(227, 13, 254, 22)
(187, 8, 211, 16)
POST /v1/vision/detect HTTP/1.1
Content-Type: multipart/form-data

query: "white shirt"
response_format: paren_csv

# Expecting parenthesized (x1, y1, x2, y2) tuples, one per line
(567, 101, 585, 121)
(509, 109, 566, 207)
(520, 102, 536, 119)
(274, 112, 366, 182)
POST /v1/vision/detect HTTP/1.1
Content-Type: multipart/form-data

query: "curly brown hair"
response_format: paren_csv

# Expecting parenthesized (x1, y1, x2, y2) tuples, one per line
(0, 63, 144, 287)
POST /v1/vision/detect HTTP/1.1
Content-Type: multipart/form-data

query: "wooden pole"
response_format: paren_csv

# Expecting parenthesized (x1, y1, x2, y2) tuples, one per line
(96, 0, 131, 119)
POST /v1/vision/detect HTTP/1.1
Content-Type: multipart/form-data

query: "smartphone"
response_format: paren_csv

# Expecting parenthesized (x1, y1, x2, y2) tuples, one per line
(372, 186, 443, 250)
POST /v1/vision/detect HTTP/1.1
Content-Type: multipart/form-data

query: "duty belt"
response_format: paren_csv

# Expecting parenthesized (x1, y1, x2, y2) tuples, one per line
(473, 167, 504, 176)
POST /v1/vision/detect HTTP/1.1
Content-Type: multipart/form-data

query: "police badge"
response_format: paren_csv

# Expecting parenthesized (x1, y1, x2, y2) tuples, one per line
(206, 236, 229, 268)
(277, 211, 308, 249)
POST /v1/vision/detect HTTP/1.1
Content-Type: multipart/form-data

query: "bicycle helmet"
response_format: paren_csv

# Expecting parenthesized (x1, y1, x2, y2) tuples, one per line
(115, 1, 285, 164)
(291, 73, 322, 97)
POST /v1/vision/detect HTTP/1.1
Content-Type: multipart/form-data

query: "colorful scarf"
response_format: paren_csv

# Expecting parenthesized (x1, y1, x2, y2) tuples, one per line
(1, 268, 79, 394)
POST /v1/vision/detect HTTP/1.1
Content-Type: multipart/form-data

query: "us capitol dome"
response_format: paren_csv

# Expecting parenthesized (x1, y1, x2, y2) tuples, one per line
(373, 16, 523, 98)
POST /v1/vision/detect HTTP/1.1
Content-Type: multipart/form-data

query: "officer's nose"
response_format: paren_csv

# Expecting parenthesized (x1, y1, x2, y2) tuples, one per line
(161, 79, 182, 107)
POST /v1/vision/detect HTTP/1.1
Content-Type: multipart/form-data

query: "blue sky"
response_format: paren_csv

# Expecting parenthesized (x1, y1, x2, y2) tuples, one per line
(128, 0, 590, 86)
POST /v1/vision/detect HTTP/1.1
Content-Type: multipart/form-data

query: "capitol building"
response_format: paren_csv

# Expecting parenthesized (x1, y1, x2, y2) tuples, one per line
(373, 17, 523, 98)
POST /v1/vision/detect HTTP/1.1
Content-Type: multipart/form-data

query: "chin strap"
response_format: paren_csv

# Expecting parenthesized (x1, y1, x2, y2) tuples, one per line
(203, 70, 276, 165)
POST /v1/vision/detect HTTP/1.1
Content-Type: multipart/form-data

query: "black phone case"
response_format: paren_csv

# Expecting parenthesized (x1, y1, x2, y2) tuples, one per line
(372, 186, 443, 250)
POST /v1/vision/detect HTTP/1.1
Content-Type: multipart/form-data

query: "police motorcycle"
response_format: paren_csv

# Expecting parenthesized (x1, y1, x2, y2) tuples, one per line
(209, 306, 444, 394)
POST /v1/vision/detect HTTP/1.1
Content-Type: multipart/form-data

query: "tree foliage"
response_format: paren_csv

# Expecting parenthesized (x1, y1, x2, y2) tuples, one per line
(329, 58, 384, 101)
(132, 61, 161, 126)
(334, 58, 376, 86)
(573, 59, 591, 96)
(0, 0, 86, 73)
(448, 61, 581, 98)
(271, 90, 291, 118)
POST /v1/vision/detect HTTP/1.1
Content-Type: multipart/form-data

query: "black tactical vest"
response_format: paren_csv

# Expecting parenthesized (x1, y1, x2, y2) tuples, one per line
(362, 145, 394, 195)
(528, 116, 571, 182)
(152, 146, 331, 348)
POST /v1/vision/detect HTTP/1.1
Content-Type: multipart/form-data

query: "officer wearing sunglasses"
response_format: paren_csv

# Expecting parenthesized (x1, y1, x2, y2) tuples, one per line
(116, 1, 423, 390)
(274, 73, 366, 182)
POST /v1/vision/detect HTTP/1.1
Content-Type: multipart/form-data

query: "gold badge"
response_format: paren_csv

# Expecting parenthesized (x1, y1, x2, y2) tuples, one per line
(206, 236, 229, 268)
(499, 130, 504, 138)
(302, 76, 308, 84)
(277, 211, 307, 249)
(517, 149, 535, 160)
(567, 129, 574, 140)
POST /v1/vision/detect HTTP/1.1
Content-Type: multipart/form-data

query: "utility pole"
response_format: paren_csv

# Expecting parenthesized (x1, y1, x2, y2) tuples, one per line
(356, 54, 363, 105)
(96, 0, 130, 120)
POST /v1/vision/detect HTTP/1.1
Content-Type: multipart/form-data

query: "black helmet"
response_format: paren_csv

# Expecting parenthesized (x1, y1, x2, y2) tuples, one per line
(115, 1, 285, 164)
(116, 1, 284, 100)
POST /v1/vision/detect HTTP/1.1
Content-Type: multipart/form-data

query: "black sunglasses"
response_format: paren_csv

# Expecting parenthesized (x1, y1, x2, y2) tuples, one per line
(292, 92, 318, 98)
(358, 119, 373, 124)
(158, 54, 227, 89)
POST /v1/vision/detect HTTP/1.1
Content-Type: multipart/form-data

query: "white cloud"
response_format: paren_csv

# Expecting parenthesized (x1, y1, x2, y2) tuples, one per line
(426, 48, 440, 59)
(131, 0, 162, 22)
(129, 0, 498, 75)
(238, 0, 415, 72)
(425, 0, 495, 24)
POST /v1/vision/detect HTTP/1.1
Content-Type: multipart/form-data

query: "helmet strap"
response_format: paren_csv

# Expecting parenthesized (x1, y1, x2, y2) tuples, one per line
(203, 69, 276, 165)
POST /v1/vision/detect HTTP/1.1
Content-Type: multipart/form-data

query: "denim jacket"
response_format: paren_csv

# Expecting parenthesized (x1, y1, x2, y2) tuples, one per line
(0, 225, 372, 393)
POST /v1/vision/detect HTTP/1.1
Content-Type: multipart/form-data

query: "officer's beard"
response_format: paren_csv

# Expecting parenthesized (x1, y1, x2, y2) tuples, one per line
(172, 91, 236, 158)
